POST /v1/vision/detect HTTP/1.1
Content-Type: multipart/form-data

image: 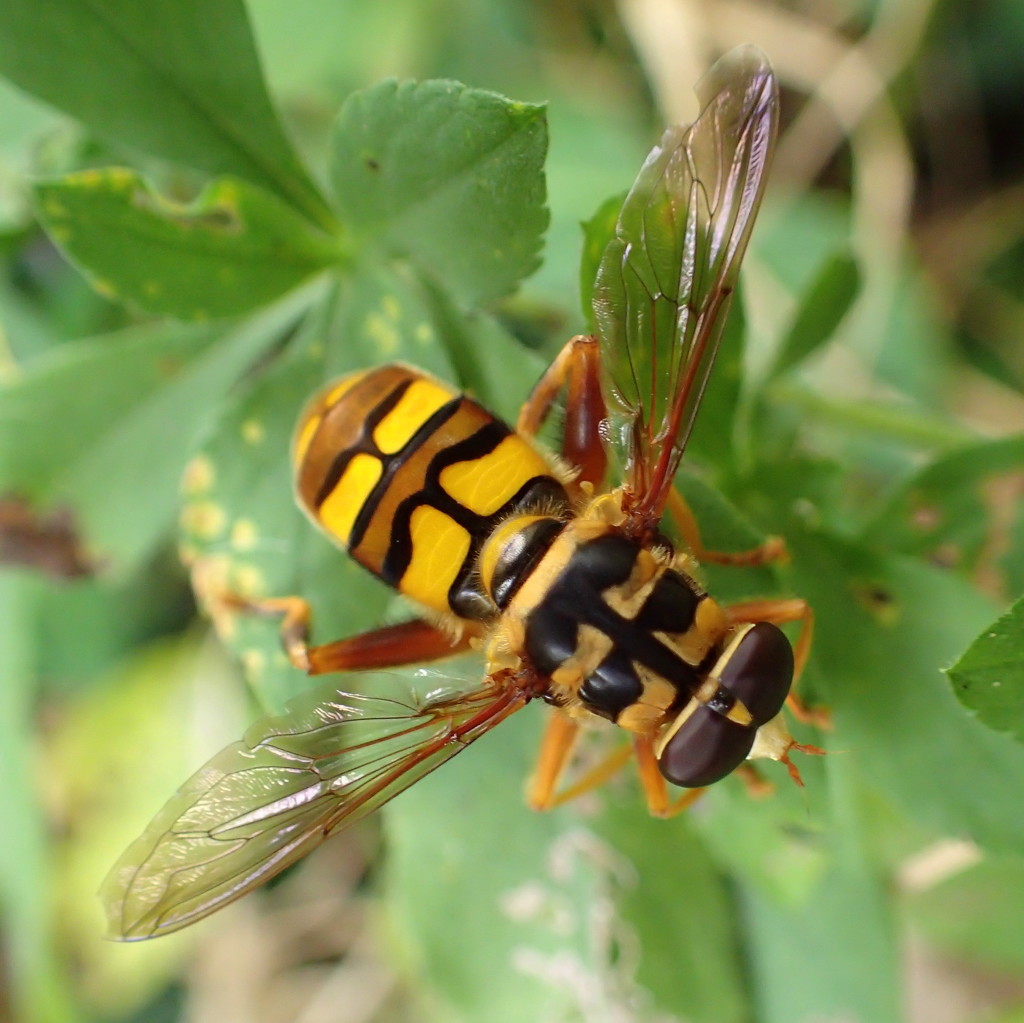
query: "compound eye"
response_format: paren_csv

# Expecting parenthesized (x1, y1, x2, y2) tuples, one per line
(657, 707, 757, 788)
(717, 622, 793, 725)
(656, 622, 794, 788)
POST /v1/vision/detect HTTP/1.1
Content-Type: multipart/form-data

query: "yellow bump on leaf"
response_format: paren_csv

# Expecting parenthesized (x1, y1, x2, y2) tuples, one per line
(41, 196, 67, 219)
(382, 294, 400, 321)
(231, 562, 267, 598)
(191, 552, 231, 599)
(180, 500, 227, 540)
(241, 418, 265, 445)
(230, 519, 259, 551)
(77, 168, 105, 187)
(107, 167, 135, 188)
(213, 179, 241, 208)
(365, 311, 399, 356)
(92, 278, 117, 299)
(182, 454, 215, 495)
(143, 280, 162, 297)
(414, 322, 434, 346)
(190, 553, 238, 640)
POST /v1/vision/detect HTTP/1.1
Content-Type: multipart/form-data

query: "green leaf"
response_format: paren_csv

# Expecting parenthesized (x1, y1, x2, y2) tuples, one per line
(0, 0, 332, 229)
(35, 169, 342, 319)
(51, 637, 239, 1013)
(0, 573, 77, 1023)
(409, 273, 547, 422)
(34, 568, 190, 692)
(692, 769, 831, 908)
(0, 276, 65, 364)
(742, 859, 900, 1023)
(756, 197, 950, 406)
(0, 322, 218, 496)
(862, 435, 1024, 573)
(724, 748, 900, 1023)
(947, 595, 1024, 744)
(755, 192, 853, 295)
(786, 525, 1024, 855)
(391, 729, 814, 1023)
(767, 382, 973, 453)
(770, 250, 860, 378)
(906, 856, 1024, 972)
(385, 709, 580, 1021)
(874, 264, 953, 407)
(63, 308, 305, 572)
(976, 1006, 1024, 1023)
(331, 80, 548, 305)
(595, 803, 748, 1023)
(0, 290, 314, 573)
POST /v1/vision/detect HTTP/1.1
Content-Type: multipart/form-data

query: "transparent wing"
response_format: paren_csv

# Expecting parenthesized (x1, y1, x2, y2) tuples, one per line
(101, 672, 524, 939)
(592, 45, 779, 529)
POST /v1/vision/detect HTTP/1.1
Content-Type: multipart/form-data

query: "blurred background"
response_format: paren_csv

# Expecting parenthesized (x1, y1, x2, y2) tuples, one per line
(2, 0, 1024, 1021)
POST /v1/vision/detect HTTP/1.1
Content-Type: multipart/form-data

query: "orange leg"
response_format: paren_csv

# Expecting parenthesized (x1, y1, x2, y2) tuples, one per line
(304, 620, 474, 676)
(527, 712, 634, 812)
(222, 593, 474, 675)
(528, 711, 637, 811)
(527, 712, 705, 818)
(666, 488, 788, 567)
(726, 596, 829, 729)
(527, 711, 583, 810)
(633, 737, 706, 818)
(517, 334, 607, 490)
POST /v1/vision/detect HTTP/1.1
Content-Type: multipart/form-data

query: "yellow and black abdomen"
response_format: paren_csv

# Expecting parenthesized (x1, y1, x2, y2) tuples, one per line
(293, 364, 569, 621)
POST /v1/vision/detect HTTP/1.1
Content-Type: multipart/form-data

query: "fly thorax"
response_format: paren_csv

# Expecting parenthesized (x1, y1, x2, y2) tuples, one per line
(500, 525, 713, 729)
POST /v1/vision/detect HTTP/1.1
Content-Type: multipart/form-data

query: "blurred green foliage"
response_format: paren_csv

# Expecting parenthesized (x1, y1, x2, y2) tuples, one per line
(1, 1, 1023, 1022)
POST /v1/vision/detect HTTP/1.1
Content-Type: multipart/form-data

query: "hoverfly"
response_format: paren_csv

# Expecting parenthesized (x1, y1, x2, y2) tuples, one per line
(103, 45, 817, 940)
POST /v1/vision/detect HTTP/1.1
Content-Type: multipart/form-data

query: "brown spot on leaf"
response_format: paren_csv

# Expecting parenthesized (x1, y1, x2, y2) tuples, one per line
(852, 579, 900, 625)
(909, 500, 942, 532)
(0, 495, 95, 579)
